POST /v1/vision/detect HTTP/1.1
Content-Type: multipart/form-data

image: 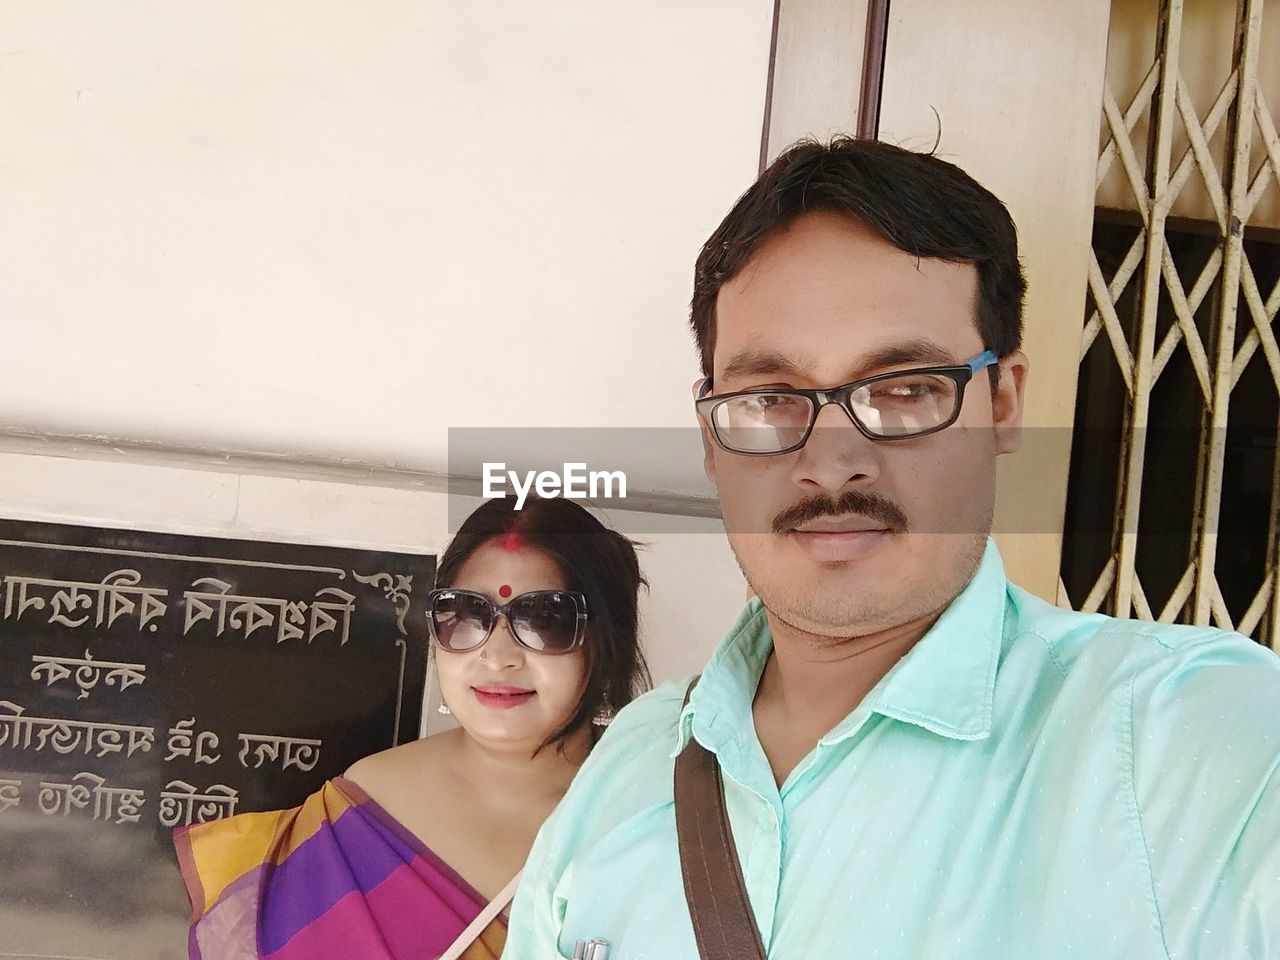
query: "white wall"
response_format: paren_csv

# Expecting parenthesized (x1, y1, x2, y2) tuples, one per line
(0, 1, 774, 495)
(0, 2, 770, 707)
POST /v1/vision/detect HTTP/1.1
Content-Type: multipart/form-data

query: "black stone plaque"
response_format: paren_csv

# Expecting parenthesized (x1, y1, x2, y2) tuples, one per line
(0, 518, 434, 960)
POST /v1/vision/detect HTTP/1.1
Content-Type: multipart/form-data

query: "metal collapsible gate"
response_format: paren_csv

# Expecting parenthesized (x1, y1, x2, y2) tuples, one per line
(1062, 0, 1280, 649)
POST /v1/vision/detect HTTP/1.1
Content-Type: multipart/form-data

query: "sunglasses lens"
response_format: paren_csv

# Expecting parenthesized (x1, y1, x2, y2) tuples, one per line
(429, 591, 492, 652)
(508, 591, 581, 653)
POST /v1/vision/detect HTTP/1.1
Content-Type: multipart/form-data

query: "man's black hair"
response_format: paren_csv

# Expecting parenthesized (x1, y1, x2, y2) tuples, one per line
(690, 137, 1026, 380)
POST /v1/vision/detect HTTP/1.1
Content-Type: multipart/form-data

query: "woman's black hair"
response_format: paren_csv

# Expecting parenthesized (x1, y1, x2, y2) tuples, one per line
(434, 495, 650, 754)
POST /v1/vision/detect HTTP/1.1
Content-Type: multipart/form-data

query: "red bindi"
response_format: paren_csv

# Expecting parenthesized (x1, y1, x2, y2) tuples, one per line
(500, 530, 523, 553)
(498, 584, 513, 598)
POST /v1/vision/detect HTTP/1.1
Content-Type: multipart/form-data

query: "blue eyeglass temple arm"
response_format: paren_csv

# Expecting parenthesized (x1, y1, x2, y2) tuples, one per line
(967, 349, 999, 375)
(695, 349, 1000, 397)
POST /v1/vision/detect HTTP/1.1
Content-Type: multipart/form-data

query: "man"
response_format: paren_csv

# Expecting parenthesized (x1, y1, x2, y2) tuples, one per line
(504, 139, 1280, 958)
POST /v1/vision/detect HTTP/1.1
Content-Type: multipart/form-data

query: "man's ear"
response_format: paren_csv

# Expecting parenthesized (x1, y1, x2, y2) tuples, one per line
(992, 351, 1029, 455)
(692, 378, 717, 484)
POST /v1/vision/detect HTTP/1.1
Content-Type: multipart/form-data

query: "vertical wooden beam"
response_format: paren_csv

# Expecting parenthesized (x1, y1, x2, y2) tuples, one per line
(759, 0, 783, 174)
(762, 0, 873, 164)
(857, 0, 891, 139)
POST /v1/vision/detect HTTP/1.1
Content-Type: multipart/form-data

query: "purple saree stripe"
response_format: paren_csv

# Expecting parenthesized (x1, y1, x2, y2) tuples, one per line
(258, 804, 414, 955)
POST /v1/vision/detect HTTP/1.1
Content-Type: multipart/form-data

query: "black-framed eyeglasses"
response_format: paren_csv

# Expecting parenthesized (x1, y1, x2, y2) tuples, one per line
(695, 350, 999, 455)
(425, 588, 589, 655)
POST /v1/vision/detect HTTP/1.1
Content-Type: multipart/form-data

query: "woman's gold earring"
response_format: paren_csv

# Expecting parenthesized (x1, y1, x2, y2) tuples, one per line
(592, 706, 614, 727)
(437, 702, 452, 716)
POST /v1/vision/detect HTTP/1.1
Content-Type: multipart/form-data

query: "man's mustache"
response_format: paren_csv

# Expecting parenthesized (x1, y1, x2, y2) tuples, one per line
(771, 491, 909, 534)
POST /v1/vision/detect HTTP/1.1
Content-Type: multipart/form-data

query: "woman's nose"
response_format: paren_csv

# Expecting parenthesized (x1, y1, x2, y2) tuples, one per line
(483, 613, 526, 665)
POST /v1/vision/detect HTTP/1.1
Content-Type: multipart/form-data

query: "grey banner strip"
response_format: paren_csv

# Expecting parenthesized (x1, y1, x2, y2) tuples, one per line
(0, 430, 723, 519)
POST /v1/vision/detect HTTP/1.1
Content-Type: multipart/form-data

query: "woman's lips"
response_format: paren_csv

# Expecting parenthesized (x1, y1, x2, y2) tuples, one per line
(472, 685, 536, 710)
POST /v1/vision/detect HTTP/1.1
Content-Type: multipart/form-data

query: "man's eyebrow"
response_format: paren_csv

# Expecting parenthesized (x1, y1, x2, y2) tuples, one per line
(717, 339, 965, 385)
(856, 339, 961, 373)
(718, 349, 807, 382)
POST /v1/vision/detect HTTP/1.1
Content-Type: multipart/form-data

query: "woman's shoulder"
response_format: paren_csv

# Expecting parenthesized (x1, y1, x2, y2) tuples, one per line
(343, 731, 458, 809)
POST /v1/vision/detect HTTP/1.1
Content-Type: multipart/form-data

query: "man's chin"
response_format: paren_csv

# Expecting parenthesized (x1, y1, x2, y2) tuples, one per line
(747, 530, 987, 637)
(735, 533, 909, 632)
(758, 590, 893, 637)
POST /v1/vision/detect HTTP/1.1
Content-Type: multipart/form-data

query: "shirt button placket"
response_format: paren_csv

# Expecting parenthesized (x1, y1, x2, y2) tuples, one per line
(749, 801, 783, 950)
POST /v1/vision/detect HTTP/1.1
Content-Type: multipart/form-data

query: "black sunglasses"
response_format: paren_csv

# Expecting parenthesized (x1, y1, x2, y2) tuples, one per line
(425, 588, 588, 655)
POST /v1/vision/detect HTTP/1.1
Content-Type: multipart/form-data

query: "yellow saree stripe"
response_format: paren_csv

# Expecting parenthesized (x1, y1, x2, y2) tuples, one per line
(184, 809, 286, 914)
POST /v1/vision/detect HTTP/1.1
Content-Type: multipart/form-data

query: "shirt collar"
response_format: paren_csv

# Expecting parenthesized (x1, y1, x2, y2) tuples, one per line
(672, 599, 771, 757)
(673, 538, 1007, 755)
(849, 538, 1006, 743)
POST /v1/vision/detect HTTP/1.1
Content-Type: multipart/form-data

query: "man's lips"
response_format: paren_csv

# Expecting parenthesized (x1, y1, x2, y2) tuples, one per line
(471, 684, 536, 710)
(786, 520, 891, 562)
(791, 515, 889, 534)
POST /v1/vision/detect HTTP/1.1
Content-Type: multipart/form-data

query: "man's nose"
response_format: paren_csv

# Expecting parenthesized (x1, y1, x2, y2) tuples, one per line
(791, 402, 882, 493)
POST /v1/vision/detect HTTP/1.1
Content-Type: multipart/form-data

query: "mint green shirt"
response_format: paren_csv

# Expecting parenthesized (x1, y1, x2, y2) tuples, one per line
(505, 542, 1280, 959)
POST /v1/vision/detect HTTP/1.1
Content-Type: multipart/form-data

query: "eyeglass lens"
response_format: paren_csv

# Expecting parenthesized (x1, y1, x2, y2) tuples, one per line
(710, 371, 962, 452)
(429, 590, 581, 653)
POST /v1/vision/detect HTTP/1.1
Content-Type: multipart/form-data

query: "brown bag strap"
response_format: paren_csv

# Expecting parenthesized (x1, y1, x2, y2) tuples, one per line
(673, 678, 768, 960)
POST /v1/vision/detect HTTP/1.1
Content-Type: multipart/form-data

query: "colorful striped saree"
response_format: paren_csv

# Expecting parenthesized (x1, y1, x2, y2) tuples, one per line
(174, 777, 505, 960)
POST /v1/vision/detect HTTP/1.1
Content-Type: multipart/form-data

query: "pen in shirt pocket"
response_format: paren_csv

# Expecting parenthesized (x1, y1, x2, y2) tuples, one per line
(573, 937, 610, 960)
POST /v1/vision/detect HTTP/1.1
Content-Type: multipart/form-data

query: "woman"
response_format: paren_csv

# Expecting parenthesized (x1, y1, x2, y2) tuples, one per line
(175, 496, 649, 959)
